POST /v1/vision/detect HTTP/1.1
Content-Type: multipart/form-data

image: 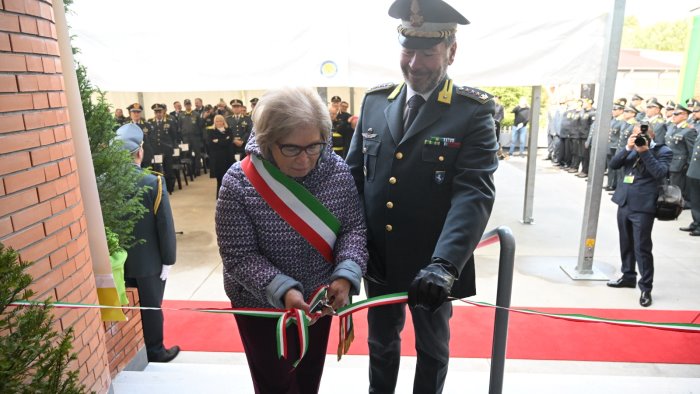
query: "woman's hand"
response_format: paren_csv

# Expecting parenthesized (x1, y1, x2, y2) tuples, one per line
(283, 288, 310, 314)
(326, 278, 351, 311)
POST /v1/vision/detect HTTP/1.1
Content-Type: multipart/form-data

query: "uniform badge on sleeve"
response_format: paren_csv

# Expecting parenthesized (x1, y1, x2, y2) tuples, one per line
(434, 170, 446, 184)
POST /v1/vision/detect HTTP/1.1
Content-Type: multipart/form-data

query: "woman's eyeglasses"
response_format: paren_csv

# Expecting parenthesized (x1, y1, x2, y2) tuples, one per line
(276, 143, 325, 157)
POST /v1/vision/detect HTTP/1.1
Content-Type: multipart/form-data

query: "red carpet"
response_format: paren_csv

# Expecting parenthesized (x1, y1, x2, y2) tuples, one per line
(162, 300, 700, 364)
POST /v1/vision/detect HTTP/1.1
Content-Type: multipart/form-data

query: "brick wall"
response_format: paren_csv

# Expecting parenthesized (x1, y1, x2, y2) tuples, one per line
(104, 288, 145, 377)
(0, 1, 111, 392)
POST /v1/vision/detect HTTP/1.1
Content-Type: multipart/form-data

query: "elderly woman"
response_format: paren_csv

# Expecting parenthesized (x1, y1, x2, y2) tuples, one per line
(215, 87, 367, 393)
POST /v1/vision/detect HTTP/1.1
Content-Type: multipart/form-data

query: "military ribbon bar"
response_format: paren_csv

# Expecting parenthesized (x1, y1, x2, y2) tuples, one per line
(241, 155, 341, 262)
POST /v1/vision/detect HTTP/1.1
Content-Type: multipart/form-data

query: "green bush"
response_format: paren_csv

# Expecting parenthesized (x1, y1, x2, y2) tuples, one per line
(0, 244, 86, 394)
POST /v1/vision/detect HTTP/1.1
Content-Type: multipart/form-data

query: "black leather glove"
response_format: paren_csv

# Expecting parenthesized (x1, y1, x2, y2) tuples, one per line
(408, 261, 457, 312)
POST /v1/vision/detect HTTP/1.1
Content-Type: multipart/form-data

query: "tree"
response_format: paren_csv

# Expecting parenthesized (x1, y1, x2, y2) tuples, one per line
(77, 65, 148, 254)
(622, 16, 690, 52)
(0, 244, 85, 394)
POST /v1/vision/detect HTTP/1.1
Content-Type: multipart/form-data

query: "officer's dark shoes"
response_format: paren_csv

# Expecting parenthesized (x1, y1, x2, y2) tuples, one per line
(607, 277, 636, 288)
(679, 224, 696, 232)
(639, 291, 652, 307)
(148, 345, 181, 363)
(690, 229, 700, 236)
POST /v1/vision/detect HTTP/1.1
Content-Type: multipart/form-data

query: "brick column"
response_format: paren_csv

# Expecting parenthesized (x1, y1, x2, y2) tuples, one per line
(0, 1, 110, 392)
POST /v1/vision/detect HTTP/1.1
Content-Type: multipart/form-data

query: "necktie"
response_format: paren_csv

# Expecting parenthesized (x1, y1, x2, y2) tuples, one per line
(404, 95, 425, 135)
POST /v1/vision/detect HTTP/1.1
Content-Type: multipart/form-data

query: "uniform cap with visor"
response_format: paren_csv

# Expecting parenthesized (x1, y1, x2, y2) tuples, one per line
(389, 0, 469, 49)
(115, 123, 143, 153)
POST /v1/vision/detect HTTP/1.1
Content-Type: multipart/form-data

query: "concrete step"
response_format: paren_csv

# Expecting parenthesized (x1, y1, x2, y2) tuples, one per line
(112, 354, 700, 394)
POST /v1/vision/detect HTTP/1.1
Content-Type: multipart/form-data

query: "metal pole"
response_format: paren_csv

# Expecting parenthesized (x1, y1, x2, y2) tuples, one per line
(562, 0, 626, 280)
(521, 86, 541, 224)
(479, 226, 515, 394)
(349, 87, 356, 114)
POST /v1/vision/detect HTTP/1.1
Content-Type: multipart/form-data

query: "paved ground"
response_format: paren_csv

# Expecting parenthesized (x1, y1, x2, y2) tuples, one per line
(157, 149, 700, 392)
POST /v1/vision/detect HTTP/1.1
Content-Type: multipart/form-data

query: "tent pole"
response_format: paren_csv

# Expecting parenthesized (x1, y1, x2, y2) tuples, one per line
(521, 86, 541, 224)
(562, 0, 626, 281)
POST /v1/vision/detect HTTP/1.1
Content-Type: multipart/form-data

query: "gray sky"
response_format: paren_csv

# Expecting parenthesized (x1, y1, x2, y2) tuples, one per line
(626, 0, 699, 24)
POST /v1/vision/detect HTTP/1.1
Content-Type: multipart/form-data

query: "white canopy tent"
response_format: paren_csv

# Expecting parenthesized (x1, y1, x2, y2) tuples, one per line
(68, 0, 628, 281)
(69, 0, 610, 91)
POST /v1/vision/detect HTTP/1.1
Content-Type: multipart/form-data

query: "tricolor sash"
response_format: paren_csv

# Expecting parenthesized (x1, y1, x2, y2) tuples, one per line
(241, 155, 341, 262)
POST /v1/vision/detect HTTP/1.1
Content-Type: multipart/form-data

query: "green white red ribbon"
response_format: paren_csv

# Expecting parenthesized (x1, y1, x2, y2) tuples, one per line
(9, 291, 700, 368)
(241, 155, 341, 262)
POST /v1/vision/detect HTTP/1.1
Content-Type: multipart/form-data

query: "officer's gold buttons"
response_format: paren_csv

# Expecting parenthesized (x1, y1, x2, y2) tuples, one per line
(389, 177, 397, 184)
(395, 152, 403, 160)
(438, 156, 445, 162)
(385, 224, 393, 232)
(386, 201, 394, 209)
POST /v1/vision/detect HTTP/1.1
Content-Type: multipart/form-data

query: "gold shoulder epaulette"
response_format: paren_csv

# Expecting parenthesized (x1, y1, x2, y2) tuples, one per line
(366, 82, 397, 94)
(455, 86, 493, 104)
(628, 118, 637, 125)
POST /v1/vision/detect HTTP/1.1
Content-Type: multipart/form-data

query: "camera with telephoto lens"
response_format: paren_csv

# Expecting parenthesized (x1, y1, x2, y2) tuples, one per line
(635, 123, 650, 147)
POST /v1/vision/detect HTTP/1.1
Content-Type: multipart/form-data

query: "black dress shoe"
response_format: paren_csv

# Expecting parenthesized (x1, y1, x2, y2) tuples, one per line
(640, 291, 652, 307)
(607, 277, 636, 288)
(679, 225, 697, 232)
(148, 345, 181, 363)
(690, 229, 700, 236)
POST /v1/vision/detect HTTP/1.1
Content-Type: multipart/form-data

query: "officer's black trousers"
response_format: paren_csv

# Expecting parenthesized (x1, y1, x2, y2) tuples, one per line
(606, 149, 619, 189)
(687, 177, 700, 226)
(558, 137, 568, 165)
(616, 204, 655, 292)
(366, 280, 451, 394)
(125, 275, 166, 359)
(670, 171, 689, 202)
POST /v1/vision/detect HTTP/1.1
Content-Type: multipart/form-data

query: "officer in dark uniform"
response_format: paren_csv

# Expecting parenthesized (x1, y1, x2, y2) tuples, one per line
(578, 99, 596, 177)
(631, 93, 645, 121)
(557, 100, 575, 168)
(644, 97, 667, 144)
(615, 105, 639, 188)
(114, 108, 128, 127)
(681, 100, 700, 235)
(330, 96, 353, 158)
(687, 98, 700, 126)
(346, 1, 497, 392)
(178, 99, 204, 175)
(665, 100, 676, 124)
(665, 103, 697, 203)
(126, 103, 154, 170)
(115, 123, 180, 363)
(604, 100, 625, 191)
(226, 99, 251, 160)
(148, 104, 177, 194)
(567, 100, 585, 173)
(249, 97, 259, 115)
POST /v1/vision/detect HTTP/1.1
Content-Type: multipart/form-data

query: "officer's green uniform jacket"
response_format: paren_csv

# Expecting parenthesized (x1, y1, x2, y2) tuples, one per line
(646, 115, 667, 145)
(608, 116, 623, 150)
(346, 78, 498, 298)
(618, 118, 637, 151)
(665, 121, 697, 173)
(124, 165, 176, 278)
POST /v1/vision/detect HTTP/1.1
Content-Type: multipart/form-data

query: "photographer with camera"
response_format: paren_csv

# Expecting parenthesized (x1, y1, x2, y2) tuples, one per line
(607, 121, 672, 307)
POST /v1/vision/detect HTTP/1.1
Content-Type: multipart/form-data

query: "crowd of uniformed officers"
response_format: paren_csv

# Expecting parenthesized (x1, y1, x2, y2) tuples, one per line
(114, 95, 356, 197)
(545, 94, 700, 236)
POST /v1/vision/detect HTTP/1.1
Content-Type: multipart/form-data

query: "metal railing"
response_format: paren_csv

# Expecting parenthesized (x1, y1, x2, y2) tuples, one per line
(475, 226, 516, 394)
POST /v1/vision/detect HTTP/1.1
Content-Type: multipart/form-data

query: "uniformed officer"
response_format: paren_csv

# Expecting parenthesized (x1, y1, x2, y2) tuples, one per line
(330, 96, 353, 158)
(178, 99, 204, 176)
(249, 97, 259, 115)
(643, 97, 668, 144)
(681, 100, 700, 235)
(566, 100, 584, 173)
(115, 123, 180, 363)
(126, 103, 154, 170)
(687, 98, 700, 126)
(665, 100, 677, 124)
(631, 93, 645, 121)
(226, 99, 251, 160)
(604, 100, 625, 191)
(665, 103, 697, 203)
(345, 0, 498, 392)
(616, 105, 639, 187)
(557, 100, 576, 168)
(148, 103, 177, 194)
(577, 99, 596, 177)
(114, 108, 128, 127)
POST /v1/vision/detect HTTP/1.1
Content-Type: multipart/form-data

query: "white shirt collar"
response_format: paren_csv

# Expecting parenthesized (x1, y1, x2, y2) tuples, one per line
(405, 84, 439, 106)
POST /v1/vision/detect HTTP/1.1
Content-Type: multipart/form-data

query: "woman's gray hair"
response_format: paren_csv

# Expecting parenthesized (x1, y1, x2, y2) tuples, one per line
(253, 87, 332, 155)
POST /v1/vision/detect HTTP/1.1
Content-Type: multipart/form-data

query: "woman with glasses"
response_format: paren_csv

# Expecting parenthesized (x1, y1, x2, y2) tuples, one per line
(215, 87, 367, 393)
